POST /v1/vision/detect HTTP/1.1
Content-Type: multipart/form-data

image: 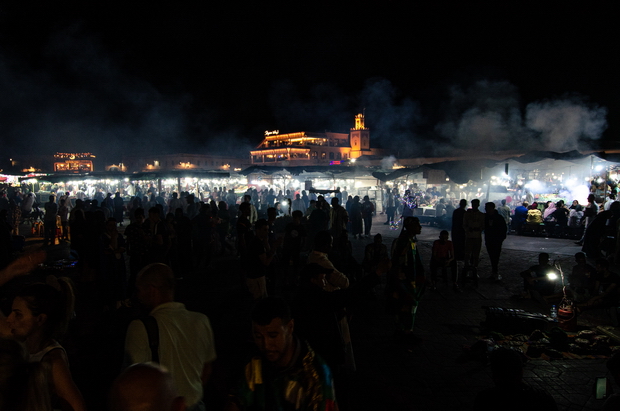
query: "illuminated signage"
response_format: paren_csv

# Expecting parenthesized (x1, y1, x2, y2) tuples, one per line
(330, 160, 341, 165)
(54, 152, 96, 160)
(264, 130, 280, 136)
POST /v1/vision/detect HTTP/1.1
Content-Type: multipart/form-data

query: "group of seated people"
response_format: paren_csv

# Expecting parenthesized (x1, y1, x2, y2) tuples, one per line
(513, 200, 585, 237)
(519, 252, 620, 316)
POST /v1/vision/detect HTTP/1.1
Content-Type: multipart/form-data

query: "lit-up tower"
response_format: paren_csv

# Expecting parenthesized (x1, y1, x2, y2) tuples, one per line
(349, 113, 370, 159)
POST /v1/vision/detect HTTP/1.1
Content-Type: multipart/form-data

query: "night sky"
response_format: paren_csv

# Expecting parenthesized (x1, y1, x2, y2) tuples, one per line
(0, 3, 617, 163)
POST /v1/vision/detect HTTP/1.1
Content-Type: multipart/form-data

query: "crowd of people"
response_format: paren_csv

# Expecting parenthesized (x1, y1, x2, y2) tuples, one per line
(0, 182, 413, 410)
(2, 177, 620, 410)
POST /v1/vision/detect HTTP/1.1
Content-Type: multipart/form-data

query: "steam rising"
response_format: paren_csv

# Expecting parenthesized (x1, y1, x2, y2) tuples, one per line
(436, 80, 525, 152)
(380, 155, 397, 170)
(269, 78, 608, 158)
(525, 98, 608, 152)
(436, 80, 608, 154)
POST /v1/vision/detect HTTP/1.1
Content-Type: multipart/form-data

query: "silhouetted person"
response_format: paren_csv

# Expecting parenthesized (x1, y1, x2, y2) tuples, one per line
(484, 202, 507, 281)
(451, 199, 467, 270)
(109, 363, 186, 411)
(43, 194, 58, 246)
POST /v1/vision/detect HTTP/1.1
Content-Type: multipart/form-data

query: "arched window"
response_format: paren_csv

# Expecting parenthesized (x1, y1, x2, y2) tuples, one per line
(329, 152, 334, 159)
(336, 153, 341, 160)
(311, 151, 318, 159)
(321, 152, 326, 159)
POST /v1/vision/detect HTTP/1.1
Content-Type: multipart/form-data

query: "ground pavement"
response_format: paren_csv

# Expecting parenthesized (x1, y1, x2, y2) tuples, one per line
(342, 218, 611, 411)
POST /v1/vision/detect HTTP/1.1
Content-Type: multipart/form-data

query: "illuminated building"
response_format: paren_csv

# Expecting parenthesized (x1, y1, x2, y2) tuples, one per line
(250, 113, 385, 165)
(53, 152, 95, 173)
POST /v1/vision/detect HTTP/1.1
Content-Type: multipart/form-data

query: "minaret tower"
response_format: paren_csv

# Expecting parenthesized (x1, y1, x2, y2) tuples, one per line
(349, 113, 370, 159)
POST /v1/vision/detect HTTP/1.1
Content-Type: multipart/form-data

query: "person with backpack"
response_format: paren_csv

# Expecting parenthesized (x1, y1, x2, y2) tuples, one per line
(124, 263, 216, 410)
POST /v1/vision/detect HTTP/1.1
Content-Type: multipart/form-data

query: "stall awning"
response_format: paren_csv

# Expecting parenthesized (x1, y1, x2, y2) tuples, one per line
(372, 159, 499, 185)
(129, 170, 230, 180)
(23, 170, 231, 183)
(240, 165, 351, 176)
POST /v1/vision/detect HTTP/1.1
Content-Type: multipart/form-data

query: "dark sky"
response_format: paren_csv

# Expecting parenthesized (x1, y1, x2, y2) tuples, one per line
(0, 3, 617, 162)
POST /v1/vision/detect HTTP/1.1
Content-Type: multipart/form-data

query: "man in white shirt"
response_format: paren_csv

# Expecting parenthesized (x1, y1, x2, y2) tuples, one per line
(124, 263, 216, 411)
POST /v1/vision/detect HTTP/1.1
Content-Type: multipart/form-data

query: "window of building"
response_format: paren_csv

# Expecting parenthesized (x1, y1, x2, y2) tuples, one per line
(329, 152, 334, 159)
(336, 153, 341, 160)
(311, 151, 318, 159)
(321, 152, 326, 159)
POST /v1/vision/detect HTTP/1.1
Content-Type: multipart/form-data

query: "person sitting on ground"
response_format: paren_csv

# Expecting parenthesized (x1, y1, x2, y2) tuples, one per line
(577, 258, 620, 311)
(549, 200, 569, 236)
(513, 201, 529, 233)
(519, 253, 560, 303)
(109, 362, 186, 411)
(545, 252, 595, 306)
(472, 348, 558, 411)
(526, 202, 543, 224)
(429, 230, 458, 291)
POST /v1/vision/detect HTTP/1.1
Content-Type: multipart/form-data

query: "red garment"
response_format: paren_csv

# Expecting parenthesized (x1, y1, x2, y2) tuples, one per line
(432, 239, 454, 260)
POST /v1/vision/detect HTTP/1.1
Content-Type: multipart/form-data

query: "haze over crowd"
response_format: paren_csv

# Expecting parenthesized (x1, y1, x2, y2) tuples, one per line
(0, 4, 614, 164)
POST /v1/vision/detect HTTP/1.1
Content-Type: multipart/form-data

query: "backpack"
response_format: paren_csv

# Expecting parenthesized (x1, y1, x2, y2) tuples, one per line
(140, 316, 160, 363)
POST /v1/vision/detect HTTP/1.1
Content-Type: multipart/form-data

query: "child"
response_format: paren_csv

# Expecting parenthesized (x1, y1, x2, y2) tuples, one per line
(430, 230, 459, 291)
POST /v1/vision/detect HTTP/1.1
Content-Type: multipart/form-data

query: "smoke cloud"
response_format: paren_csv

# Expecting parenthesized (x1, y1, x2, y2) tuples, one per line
(267, 77, 609, 157)
(0, 25, 246, 164)
(380, 155, 397, 170)
(2, 22, 610, 169)
(435, 80, 527, 152)
(435, 80, 608, 154)
(358, 78, 424, 156)
(525, 97, 608, 152)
